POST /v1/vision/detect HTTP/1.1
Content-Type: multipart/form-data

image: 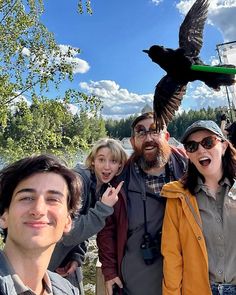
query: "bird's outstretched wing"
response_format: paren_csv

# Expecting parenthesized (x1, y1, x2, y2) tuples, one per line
(179, 0, 209, 57)
(154, 75, 187, 130)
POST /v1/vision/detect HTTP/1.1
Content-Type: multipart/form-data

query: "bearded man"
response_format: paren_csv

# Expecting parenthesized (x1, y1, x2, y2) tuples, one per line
(97, 112, 188, 295)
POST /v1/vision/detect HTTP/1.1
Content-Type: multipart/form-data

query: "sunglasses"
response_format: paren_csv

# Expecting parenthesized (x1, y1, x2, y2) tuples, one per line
(184, 135, 223, 153)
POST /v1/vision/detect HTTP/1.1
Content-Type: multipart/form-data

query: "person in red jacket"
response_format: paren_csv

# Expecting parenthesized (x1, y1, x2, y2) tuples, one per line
(97, 112, 187, 295)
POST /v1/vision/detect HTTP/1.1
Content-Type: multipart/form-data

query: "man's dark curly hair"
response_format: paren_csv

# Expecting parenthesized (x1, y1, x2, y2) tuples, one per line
(0, 154, 82, 216)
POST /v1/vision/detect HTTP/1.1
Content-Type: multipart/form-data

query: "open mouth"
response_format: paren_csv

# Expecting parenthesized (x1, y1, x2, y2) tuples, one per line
(145, 146, 155, 150)
(143, 144, 156, 151)
(102, 172, 112, 179)
(199, 156, 211, 166)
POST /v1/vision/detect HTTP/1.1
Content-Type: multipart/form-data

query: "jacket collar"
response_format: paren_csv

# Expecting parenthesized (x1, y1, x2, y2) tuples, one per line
(48, 271, 77, 295)
(0, 251, 14, 276)
(160, 180, 185, 199)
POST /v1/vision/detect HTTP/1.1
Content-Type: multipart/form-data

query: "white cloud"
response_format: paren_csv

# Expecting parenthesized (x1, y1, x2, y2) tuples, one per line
(10, 95, 80, 116)
(22, 47, 31, 57)
(9, 93, 31, 114)
(80, 80, 153, 119)
(58, 45, 78, 56)
(176, 0, 236, 42)
(66, 103, 79, 115)
(79, 79, 234, 119)
(182, 81, 231, 110)
(151, 0, 163, 6)
(22, 44, 90, 75)
(57, 45, 90, 74)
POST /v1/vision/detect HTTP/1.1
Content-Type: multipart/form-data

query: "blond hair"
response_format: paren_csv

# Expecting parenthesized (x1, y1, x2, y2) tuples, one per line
(85, 138, 128, 175)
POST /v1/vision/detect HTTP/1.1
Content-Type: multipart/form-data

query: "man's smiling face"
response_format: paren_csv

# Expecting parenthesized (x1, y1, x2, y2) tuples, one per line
(1, 172, 72, 252)
(131, 118, 171, 170)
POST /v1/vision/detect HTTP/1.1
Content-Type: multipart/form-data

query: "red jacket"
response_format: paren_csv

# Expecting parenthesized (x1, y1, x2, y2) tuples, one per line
(97, 186, 128, 281)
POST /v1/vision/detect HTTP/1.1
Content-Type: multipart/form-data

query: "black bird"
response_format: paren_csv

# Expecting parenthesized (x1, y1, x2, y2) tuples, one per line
(143, 0, 235, 129)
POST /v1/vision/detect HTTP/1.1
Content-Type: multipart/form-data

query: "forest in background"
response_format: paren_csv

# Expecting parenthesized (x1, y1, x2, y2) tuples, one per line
(105, 106, 227, 140)
(1, 101, 228, 166)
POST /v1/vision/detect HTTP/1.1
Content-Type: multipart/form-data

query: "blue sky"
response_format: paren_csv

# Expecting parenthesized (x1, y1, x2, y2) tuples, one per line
(40, 0, 236, 119)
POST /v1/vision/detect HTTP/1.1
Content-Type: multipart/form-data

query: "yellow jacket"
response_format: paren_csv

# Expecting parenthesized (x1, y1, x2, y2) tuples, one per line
(161, 181, 212, 295)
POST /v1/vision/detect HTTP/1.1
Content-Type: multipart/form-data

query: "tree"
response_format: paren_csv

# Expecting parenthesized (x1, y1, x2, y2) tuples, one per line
(105, 108, 223, 141)
(0, 0, 98, 109)
(0, 0, 105, 164)
(105, 114, 137, 139)
(0, 97, 106, 165)
(89, 114, 107, 142)
(168, 107, 220, 140)
(77, 0, 92, 14)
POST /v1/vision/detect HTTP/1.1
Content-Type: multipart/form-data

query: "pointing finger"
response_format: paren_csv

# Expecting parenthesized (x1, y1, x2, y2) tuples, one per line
(114, 181, 124, 194)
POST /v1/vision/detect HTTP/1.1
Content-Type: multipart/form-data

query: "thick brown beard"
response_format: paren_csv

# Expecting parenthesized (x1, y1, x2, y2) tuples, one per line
(132, 140, 171, 170)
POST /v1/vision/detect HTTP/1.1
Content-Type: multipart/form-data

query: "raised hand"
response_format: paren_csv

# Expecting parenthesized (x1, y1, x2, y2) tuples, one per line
(101, 181, 124, 207)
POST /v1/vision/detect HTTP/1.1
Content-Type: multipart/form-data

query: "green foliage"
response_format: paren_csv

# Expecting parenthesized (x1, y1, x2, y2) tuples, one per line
(105, 114, 137, 139)
(0, 97, 106, 166)
(1, 0, 56, 102)
(0, 0, 106, 168)
(0, 0, 97, 110)
(168, 107, 221, 140)
(105, 107, 224, 140)
(77, 0, 92, 14)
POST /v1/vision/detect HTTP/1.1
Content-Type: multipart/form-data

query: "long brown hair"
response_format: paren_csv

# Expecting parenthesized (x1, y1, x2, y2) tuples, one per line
(181, 141, 236, 194)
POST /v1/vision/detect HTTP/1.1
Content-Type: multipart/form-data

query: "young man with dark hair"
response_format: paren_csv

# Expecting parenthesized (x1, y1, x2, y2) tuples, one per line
(0, 154, 81, 295)
(97, 112, 188, 295)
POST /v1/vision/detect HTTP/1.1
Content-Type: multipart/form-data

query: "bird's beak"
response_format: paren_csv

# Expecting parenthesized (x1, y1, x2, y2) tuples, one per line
(143, 49, 149, 54)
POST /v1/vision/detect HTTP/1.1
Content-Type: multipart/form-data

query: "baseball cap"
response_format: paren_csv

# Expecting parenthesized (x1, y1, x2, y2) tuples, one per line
(181, 120, 226, 143)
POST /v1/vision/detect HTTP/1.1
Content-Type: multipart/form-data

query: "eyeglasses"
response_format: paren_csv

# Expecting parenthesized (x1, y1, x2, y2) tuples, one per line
(184, 135, 223, 153)
(134, 128, 161, 139)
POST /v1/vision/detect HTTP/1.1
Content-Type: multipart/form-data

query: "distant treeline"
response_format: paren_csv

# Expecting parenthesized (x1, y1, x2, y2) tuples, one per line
(0, 100, 228, 166)
(105, 107, 226, 141)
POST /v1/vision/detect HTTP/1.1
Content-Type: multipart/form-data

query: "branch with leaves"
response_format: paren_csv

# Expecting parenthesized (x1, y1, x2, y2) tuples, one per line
(0, 0, 93, 107)
(78, 0, 92, 14)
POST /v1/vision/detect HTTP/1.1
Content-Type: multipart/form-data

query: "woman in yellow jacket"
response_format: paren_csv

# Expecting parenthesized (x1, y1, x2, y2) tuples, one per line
(161, 120, 236, 295)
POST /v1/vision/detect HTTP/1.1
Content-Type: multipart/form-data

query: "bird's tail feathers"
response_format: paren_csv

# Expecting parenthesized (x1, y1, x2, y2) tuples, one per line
(203, 64, 235, 90)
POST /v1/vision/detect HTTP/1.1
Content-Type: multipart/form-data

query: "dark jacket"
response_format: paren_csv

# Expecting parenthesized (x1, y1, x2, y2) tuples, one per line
(226, 121, 236, 148)
(54, 165, 95, 269)
(97, 147, 187, 282)
(49, 164, 113, 271)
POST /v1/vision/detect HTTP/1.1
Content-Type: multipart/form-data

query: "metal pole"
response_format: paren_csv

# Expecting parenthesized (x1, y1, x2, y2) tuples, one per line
(216, 44, 234, 122)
